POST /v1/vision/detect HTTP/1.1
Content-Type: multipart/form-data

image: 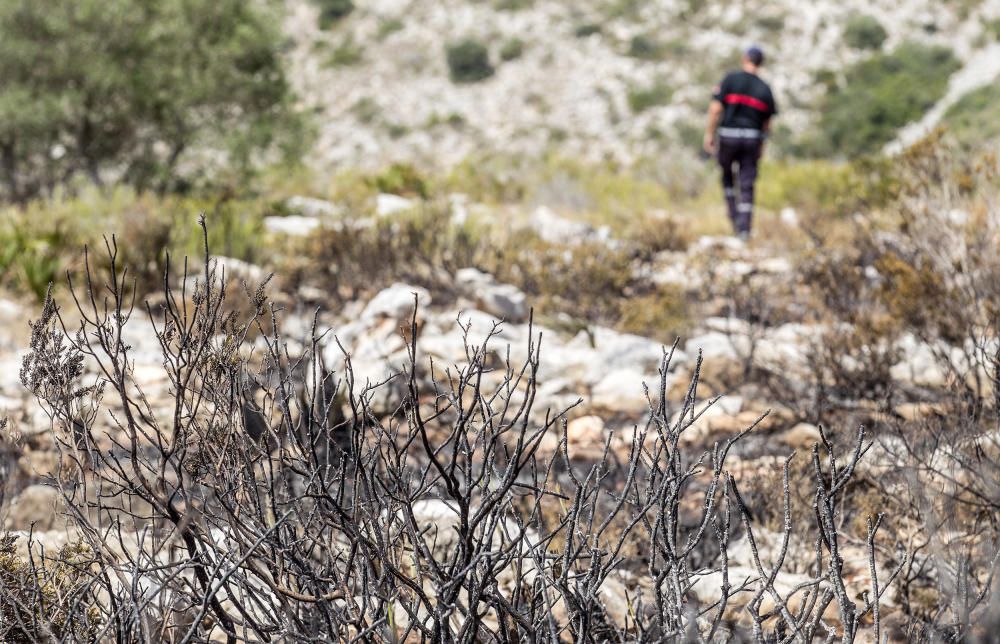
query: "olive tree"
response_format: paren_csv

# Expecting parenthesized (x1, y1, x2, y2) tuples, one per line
(0, 0, 301, 202)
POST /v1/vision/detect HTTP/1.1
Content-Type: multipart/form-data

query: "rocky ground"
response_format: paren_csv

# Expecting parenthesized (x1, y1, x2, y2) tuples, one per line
(0, 194, 970, 505)
(5, 187, 991, 638)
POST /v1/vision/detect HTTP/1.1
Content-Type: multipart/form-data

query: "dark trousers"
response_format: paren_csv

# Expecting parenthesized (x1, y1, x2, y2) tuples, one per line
(717, 137, 762, 235)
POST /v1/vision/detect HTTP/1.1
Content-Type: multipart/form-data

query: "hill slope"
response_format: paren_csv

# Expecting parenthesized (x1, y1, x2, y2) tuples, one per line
(284, 0, 1000, 171)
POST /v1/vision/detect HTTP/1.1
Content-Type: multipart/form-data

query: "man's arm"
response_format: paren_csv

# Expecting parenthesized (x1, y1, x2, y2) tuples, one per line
(759, 117, 771, 158)
(703, 99, 723, 155)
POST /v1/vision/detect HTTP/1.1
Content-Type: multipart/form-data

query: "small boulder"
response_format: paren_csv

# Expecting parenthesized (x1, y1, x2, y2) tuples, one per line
(676, 396, 743, 444)
(285, 195, 341, 218)
(894, 402, 944, 422)
(214, 256, 267, 283)
(757, 257, 793, 274)
(376, 193, 417, 217)
(263, 215, 321, 236)
(530, 206, 595, 245)
(591, 369, 661, 415)
(538, 415, 608, 461)
(455, 268, 529, 321)
(567, 415, 606, 448)
(4, 484, 65, 531)
(361, 283, 431, 322)
(780, 207, 799, 227)
(779, 423, 822, 449)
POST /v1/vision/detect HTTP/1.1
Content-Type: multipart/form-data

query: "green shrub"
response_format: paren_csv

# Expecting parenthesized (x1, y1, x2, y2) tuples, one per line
(754, 13, 786, 34)
(675, 120, 706, 153)
(811, 42, 959, 158)
(446, 39, 495, 83)
(617, 285, 689, 344)
(377, 17, 404, 39)
(985, 17, 1000, 40)
(756, 160, 860, 218)
(370, 163, 429, 198)
(325, 37, 364, 67)
(0, 186, 279, 300)
(500, 37, 526, 61)
(425, 112, 467, 129)
(843, 14, 888, 50)
(385, 123, 409, 139)
(494, 0, 532, 9)
(627, 82, 673, 113)
(483, 233, 635, 324)
(627, 34, 665, 60)
(813, 68, 838, 92)
(316, 0, 354, 28)
(679, 0, 707, 18)
(350, 97, 380, 124)
(942, 84, 1000, 150)
(574, 23, 602, 38)
(605, 0, 642, 20)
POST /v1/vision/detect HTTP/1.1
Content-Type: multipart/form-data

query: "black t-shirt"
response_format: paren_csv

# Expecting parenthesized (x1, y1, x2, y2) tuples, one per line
(712, 71, 778, 130)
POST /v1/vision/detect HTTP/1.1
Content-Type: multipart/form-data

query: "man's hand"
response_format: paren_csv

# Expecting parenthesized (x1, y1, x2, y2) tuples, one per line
(703, 132, 716, 156)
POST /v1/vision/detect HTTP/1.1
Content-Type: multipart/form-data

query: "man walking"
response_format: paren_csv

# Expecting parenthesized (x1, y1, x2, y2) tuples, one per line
(703, 46, 778, 240)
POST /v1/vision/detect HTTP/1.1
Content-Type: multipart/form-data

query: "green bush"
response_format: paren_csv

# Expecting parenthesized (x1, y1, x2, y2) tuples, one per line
(811, 42, 959, 158)
(369, 163, 429, 198)
(316, 0, 354, 28)
(0, 186, 278, 300)
(843, 14, 888, 50)
(756, 160, 860, 218)
(377, 17, 404, 39)
(617, 285, 689, 344)
(627, 34, 665, 60)
(446, 39, 495, 83)
(325, 37, 364, 67)
(0, 0, 300, 201)
(985, 17, 1000, 40)
(494, 0, 533, 9)
(754, 13, 786, 34)
(574, 23, 602, 38)
(942, 84, 1000, 150)
(627, 82, 673, 113)
(500, 38, 526, 61)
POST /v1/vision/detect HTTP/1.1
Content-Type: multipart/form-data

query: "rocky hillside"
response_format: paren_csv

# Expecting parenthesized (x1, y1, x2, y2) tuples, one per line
(285, 0, 1000, 170)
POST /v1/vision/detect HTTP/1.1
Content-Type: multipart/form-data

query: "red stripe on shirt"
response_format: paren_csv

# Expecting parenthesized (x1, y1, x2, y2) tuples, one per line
(724, 93, 770, 112)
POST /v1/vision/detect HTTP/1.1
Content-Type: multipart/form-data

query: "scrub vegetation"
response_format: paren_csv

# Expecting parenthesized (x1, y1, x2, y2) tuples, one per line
(3, 0, 1000, 641)
(806, 43, 960, 158)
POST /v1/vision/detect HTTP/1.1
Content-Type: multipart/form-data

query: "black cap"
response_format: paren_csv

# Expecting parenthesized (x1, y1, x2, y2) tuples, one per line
(746, 45, 765, 65)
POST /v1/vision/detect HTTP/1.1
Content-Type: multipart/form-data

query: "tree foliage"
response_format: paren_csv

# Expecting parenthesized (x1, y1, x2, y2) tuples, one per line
(0, 0, 301, 202)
